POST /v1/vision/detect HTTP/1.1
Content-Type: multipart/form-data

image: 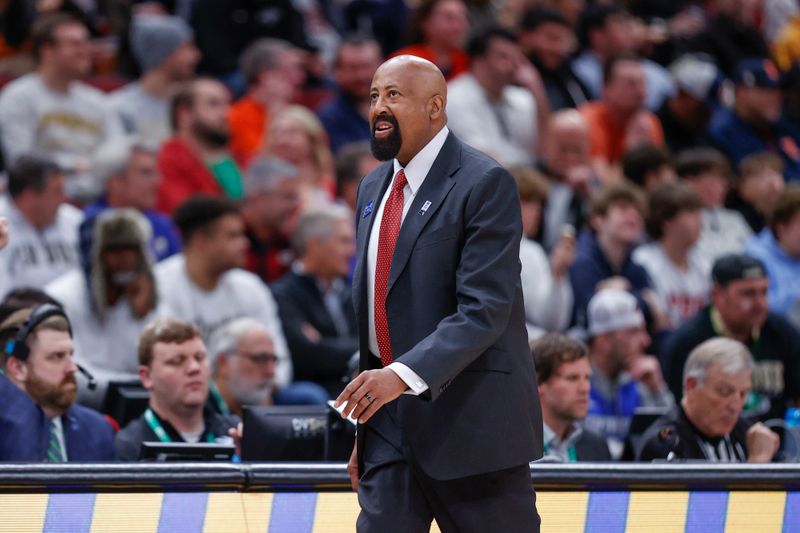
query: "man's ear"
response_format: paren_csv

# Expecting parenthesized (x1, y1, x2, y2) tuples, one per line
(428, 94, 445, 120)
(139, 365, 153, 390)
(5, 356, 27, 383)
(684, 376, 698, 393)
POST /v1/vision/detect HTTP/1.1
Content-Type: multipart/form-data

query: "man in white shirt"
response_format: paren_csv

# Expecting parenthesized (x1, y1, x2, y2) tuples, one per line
(155, 195, 294, 392)
(446, 27, 540, 167)
(0, 13, 123, 202)
(0, 155, 83, 299)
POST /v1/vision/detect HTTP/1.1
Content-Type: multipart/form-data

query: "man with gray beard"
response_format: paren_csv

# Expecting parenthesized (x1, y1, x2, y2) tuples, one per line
(206, 318, 278, 417)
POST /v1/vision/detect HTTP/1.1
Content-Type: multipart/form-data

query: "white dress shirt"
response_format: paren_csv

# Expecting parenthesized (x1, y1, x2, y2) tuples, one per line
(367, 126, 450, 394)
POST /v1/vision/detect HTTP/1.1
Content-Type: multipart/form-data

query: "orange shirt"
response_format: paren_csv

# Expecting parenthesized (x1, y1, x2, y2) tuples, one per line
(228, 96, 268, 167)
(391, 44, 469, 81)
(580, 101, 664, 164)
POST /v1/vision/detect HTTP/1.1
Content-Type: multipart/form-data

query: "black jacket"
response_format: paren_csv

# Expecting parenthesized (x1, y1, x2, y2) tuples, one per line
(637, 405, 751, 462)
(271, 270, 358, 396)
(115, 406, 238, 461)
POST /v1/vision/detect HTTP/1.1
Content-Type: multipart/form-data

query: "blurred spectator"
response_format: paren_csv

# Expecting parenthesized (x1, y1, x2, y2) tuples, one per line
(263, 105, 336, 207)
(690, 0, 770, 77)
(156, 78, 243, 213)
(392, 0, 470, 80)
(272, 207, 358, 397)
(676, 147, 753, 265)
(663, 253, 800, 421)
(0, 155, 82, 299)
(533, 333, 611, 462)
(518, 9, 590, 110)
(579, 55, 665, 179)
(572, 5, 673, 111)
(773, 12, 800, 71)
(393, 0, 469, 80)
(228, 38, 306, 166)
(569, 182, 655, 330)
(727, 152, 786, 233)
(538, 110, 596, 251)
(511, 167, 574, 342)
(189, 0, 309, 81)
(335, 141, 380, 211)
(447, 27, 540, 168)
(638, 338, 779, 462)
(115, 318, 238, 461)
(85, 137, 181, 261)
(765, 0, 800, 46)
(0, 305, 115, 461)
(155, 196, 293, 391)
(708, 58, 800, 180)
(46, 209, 172, 408)
(584, 288, 674, 459)
(317, 36, 382, 154)
(745, 186, 800, 324)
(633, 184, 710, 331)
(241, 157, 301, 284)
(622, 144, 677, 194)
(656, 54, 720, 154)
(207, 317, 275, 416)
(0, 13, 123, 202)
(109, 15, 199, 147)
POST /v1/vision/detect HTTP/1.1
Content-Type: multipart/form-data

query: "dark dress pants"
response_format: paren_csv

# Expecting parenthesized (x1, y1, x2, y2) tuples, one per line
(356, 404, 540, 533)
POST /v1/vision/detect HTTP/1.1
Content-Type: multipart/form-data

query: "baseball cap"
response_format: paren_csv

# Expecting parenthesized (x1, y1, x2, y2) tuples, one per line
(588, 288, 644, 336)
(733, 58, 783, 89)
(711, 254, 767, 286)
(670, 53, 721, 103)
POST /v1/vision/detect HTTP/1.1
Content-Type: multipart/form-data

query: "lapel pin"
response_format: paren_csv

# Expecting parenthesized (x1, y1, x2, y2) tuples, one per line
(362, 200, 374, 218)
(418, 200, 432, 215)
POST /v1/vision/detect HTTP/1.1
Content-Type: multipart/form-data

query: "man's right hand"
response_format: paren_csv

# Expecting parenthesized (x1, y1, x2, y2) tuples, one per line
(746, 422, 780, 463)
(347, 443, 359, 491)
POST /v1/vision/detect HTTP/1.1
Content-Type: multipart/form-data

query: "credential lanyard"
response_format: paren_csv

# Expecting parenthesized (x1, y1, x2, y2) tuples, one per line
(144, 408, 214, 443)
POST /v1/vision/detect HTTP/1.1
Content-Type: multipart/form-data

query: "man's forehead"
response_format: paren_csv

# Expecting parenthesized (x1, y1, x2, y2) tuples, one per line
(154, 337, 206, 356)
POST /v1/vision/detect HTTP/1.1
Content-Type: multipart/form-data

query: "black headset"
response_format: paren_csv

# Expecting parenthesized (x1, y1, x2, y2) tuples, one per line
(4, 303, 96, 389)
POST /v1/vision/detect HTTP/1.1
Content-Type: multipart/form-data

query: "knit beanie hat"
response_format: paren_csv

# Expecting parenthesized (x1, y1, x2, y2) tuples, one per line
(130, 14, 193, 72)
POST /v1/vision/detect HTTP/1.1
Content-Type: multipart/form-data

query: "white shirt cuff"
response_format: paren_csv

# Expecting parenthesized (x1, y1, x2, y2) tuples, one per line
(387, 362, 429, 395)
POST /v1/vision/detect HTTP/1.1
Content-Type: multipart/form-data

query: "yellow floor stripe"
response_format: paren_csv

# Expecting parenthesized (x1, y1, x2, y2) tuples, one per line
(241, 493, 273, 533)
(0, 494, 48, 533)
(312, 493, 360, 532)
(725, 491, 785, 533)
(203, 493, 249, 533)
(90, 493, 163, 533)
(626, 492, 688, 533)
(538, 492, 589, 533)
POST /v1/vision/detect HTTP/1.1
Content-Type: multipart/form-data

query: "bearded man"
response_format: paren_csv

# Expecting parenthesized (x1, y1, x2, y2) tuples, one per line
(0, 304, 115, 461)
(156, 78, 244, 213)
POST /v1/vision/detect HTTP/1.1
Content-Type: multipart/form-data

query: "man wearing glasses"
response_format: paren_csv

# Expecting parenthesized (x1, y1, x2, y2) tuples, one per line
(206, 317, 280, 417)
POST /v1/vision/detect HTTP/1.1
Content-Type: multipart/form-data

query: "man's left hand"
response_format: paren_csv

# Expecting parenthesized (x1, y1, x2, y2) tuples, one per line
(334, 369, 408, 424)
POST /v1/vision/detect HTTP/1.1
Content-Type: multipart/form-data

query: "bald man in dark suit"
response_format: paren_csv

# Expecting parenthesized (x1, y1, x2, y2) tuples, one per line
(335, 56, 543, 532)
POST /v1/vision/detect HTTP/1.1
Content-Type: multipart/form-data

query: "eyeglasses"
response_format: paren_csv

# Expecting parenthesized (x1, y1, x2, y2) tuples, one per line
(233, 350, 278, 366)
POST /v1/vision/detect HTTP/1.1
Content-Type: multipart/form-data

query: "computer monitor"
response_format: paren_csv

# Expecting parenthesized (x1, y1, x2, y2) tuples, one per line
(140, 442, 235, 462)
(241, 405, 355, 461)
(102, 381, 149, 428)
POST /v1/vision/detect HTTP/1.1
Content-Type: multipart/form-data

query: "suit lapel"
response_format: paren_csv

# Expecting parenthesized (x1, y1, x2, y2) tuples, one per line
(353, 163, 393, 321)
(387, 134, 461, 296)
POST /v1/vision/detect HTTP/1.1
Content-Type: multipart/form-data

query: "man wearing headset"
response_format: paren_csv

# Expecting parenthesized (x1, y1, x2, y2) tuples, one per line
(0, 304, 115, 461)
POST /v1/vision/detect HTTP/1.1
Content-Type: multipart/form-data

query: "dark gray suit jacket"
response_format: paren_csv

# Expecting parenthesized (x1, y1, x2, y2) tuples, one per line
(352, 132, 543, 481)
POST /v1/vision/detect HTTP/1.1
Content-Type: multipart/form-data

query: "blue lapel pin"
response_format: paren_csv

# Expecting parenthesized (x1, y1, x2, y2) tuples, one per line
(418, 200, 432, 215)
(363, 200, 374, 218)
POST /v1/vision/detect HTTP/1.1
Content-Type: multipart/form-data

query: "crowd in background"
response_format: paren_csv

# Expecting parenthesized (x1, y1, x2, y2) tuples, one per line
(0, 0, 799, 464)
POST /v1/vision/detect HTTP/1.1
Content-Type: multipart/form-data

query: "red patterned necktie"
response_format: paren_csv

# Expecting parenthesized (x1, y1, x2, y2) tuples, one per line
(374, 169, 407, 367)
